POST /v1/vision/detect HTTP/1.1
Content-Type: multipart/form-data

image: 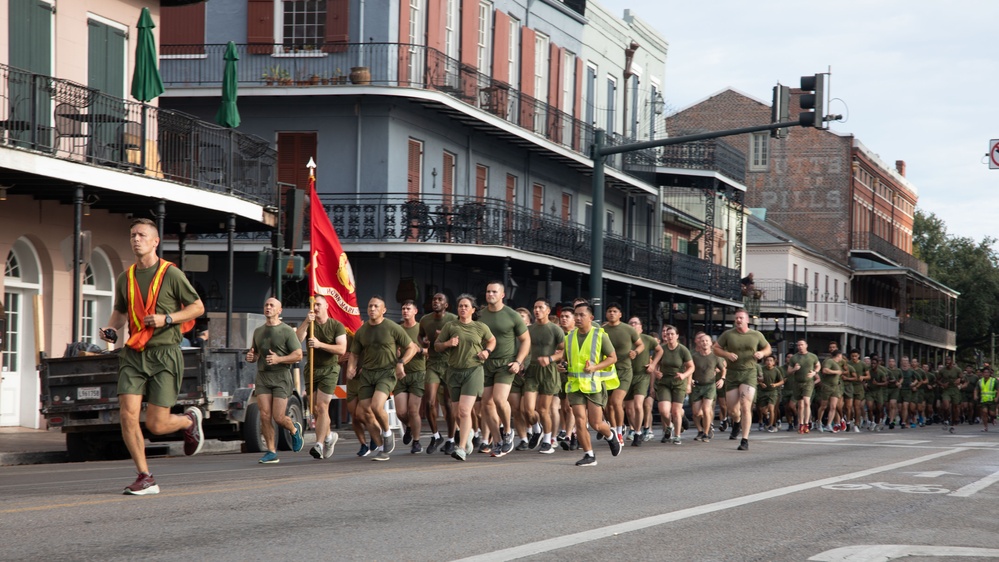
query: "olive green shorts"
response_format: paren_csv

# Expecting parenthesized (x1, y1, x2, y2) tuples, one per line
(511, 372, 526, 394)
(887, 387, 900, 402)
(396, 370, 425, 397)
(346, 375, 361, 402)
(484, 360, 516, 387)
(656, 379, 687, 403)
(626, 372, 651, 400)
(426, 361, 448, 387)
(981, 402, 997, 415)
(843, 384, 855, 399)
(941, 387, 961, 404)
(615, 366, 633, 394)
(852, 383, 866, 401)
(255, 368, 294, 400)
(792, 381, 815, 402)
(818, 384, 843, 402)
(449, 365, 484, 399)
(868, 389, 885, 405)
(568, 388, 607, 408)
(358, 367, 397, 401)
(690, 383, 716, 403)
(524, 364, 560, 396)
(558, 371, 569, 399)
(310, 364, 341, 395)
(725, 370, 758, 392)
(900, 389, 915, 403)
(117, 345, 185, 408)
(757, 391, 779, 406)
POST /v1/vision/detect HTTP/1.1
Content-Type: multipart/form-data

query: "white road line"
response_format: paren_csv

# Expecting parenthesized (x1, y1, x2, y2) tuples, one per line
(800, 437, 851, 442)
(877, 440, 930, 445)
(954, 442, 998, 447)
(948, 468, 999, 497)
(458, 448, 965, 562)
(809, 544, 999, 561)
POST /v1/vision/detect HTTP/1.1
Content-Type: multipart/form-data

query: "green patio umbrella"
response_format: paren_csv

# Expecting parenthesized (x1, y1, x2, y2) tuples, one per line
(130, 7, 164, 102)
(214, 41, 241, 128)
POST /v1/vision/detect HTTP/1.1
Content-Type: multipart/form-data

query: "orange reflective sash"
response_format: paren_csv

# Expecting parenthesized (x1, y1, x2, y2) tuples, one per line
(125, 260, 195, 351)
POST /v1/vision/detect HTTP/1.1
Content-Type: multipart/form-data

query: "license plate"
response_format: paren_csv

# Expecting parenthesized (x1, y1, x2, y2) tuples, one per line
(77, 387, 101, 400)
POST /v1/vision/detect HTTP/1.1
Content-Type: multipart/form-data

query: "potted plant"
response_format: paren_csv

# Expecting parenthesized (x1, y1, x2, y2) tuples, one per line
(309, 73, 320, 85)
(332, 68, 346, 85)
(320, 72, 330, 85)
(278, 68, 292, 85)
(262, 66, 283, 86)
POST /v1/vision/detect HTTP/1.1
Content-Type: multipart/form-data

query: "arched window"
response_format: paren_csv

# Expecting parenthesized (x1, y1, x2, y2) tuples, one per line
(81, 249, 115, 344)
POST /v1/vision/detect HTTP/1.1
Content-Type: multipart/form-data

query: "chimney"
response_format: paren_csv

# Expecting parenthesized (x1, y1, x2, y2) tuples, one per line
(895, 160, 906, 177)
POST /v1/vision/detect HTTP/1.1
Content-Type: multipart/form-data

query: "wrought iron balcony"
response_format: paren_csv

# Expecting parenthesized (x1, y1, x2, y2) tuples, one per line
(746, 278, 808, 310)
(0, 62, 276, 207)
(160, 43, 718, 185)
(318, 194, 742, 301)
(851, 230, 928, 275)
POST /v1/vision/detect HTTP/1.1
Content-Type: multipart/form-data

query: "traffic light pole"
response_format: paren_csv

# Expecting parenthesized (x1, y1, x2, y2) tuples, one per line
(588, 119, 800, 318)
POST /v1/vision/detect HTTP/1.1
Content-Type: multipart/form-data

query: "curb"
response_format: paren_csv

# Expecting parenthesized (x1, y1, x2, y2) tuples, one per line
(0, 451, 69, 467)
(0, 440, 244, 467)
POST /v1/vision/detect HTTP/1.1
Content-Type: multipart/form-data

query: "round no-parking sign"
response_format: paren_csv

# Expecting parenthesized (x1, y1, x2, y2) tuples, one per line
(991, 139, 999, 169)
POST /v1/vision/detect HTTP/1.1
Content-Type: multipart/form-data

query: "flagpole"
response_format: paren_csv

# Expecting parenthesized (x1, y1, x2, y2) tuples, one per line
(307, 157, 317, 423)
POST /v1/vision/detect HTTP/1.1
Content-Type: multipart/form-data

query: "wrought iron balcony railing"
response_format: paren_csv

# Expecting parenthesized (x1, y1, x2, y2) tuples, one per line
(851, 230, 928, 275)
(316, 194, 742, 301)
(745, 278, 808, 310)
(160, 43, 738, 184)
(0, 62, 277, 206)
(658, 139, 746, 184)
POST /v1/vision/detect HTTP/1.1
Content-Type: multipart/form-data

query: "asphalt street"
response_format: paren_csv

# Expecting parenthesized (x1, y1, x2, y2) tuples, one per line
(2, 426, 999, 561)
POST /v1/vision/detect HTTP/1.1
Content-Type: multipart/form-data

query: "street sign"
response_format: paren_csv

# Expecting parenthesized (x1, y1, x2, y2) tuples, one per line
(990, 139, 999, 169)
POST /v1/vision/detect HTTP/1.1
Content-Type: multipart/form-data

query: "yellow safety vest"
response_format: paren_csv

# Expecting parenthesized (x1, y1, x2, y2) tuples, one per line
(564, 327, 619, 394)
(980, 377, 997, 403)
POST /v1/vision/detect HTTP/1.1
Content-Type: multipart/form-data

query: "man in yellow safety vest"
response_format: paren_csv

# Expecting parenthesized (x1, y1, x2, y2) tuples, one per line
(564, 302, 622, 466)
(976, 366, 996, 432)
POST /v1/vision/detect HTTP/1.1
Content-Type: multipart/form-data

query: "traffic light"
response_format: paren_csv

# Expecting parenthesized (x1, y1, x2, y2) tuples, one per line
(281, 255, 305, 280)
(771, 84, 790, 138)
(799, 74, 826, 128)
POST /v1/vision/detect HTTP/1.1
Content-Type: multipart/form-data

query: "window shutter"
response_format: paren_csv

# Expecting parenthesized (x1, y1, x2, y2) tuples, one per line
(532, 183, 544, 213)
(492, 11, 510, 84)
(548, 43, 561, 110)
(277, 132, 317, 190)
(561, 193, 571, 221)
(427, 0, 445, 52)
(408, 139, 423, 199)
(505, 174, 515, 205)
(475, 164, 488, 199)
(442, 151, 455, 205)
(323, 0, 349, 52)
(519, 27, 535, 97)
(161, 3, 205, 55)
(247, 0, 274, 54)
(460, 0, 478, 67)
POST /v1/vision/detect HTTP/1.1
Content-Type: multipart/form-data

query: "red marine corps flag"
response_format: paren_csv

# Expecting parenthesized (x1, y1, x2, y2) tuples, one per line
(307, 158, 362, 333)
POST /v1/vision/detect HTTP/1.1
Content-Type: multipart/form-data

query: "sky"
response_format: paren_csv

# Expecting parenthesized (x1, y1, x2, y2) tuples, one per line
(600, 0, 999, 244)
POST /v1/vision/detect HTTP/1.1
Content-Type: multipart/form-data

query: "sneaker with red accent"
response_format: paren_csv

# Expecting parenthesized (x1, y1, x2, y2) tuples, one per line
(123, 472, 160, 495)
(183, 407, 204, 456)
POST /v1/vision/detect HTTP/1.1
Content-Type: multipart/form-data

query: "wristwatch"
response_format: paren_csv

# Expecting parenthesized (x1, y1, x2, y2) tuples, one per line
(164, 314, 173, 326)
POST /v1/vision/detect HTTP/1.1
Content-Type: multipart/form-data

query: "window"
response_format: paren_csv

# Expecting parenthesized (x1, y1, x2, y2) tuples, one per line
(750, 132, 768, 171)
(506, 174, 517, 206)
(562, 50, 575, 144)
(793, 264, 798, 283)
(534, 32, 549, 105)
(2, 253, 20, 372)
(507, 17, 520, 89)
(476, 1, 493, 75)
(584, 202, 592, 229)
(476, 164, 489, 199)
(678, 238, 688, 255)
(277, 132, 318, 190)
(606, 76, 617, 134)
(442, 150, 456, 205)
(444, 0, 459, 61)
(585, 64, 597, 125)
(561, 193, 572, 222)
(283, 0, 327, 47)
(606, 210, 614, 232)
(408, 139, 424, 198)
(532, 183, 544, 213)
(408, 0, 427, 84)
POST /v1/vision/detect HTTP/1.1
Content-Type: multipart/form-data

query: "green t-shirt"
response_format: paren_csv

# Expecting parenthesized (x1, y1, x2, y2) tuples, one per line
(309, 318, 346, 369)
(350, 319, 413, 371)
(846, 360, 868, 384)
(658, 343, 692, 377)
(871, 365, 888, 388)
(528, 321, 564, 364)
(113, 261, 201, 348)
(603, 322, 641, 372)
(419, 312, 458, 363)
(402, 323, 426, 373)
(716, 328, 769, 374)
(900, 369, 915, 389)
(632, 333, 659, 375)
(938, 366, 961, 388)
(692, 351, 723, 385)
(251, 323, 302, 373)
(760, 365, 784, 390)
(789, 352, 820, 385)
(820, 358, 842, 388)
(887, 367, 902, 386)
(963, 373, 980, 395)
(437, 320, 494, 370)
(478, 306, 528, 362)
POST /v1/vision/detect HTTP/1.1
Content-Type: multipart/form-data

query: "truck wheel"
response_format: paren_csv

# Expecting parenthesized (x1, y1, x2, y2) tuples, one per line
(243, 403, 270, 453)
(277, 395, 304, 451)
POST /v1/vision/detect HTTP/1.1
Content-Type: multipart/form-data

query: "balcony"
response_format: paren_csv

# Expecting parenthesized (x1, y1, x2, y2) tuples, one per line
(851, 231, 928, 275)
(318, 194, 742, 301)
(900, 317, 956, 348)
(746, 278, 808, 310)
(807, 301, 899, 340)
(0, 62, 277, 207)
(160, 43, 718, 185)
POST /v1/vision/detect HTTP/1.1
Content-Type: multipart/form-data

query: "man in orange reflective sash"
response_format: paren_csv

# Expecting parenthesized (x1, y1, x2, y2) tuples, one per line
(101, 218, 205, 496)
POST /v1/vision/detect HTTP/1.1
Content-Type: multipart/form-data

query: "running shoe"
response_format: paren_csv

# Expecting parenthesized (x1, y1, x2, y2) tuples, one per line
(803, 425, 810, 434)
(528, 432, 543, 450)
(309, 443, 324, 459)
(369, 438, 377, 452)
(767, 426, 778, 433)
(729, 422, 740, 440)
(515, 440, 530, 452)
(737, 438, 749, 451)
(852, 425, 861, 433)
(575, 454, 597, 466)
(383, 432, 396, 455)
(478, 442, 492, 454)
(889, 421, 896, 429)
(569, 433, 579, 451)
(538, 442, 554, 454)
(558, 436, 571, 451)
(491, 443, 507, 458)
(259, 451, 280, 463)
(617, 432, 624, 446)
(411, 440, 422, 454)
(643, 428, 654, 442)
(787, 423, 796, 432)
(426, 435, 440, 455)
(371, 451, 390, 462)
(356, 443, 370, 457)
(757, 422, 765, 432)
(501, 436, 514, 454)
(632, 433, 643, 447)
(123, 472, 159, 495)
(403, 426, 412, 445)
(702, 432, 712, 443)
(291, 421, 304, 453)
(451, 446, 467, 461)
(441, 440, 455, 455)
(672, 436, 682, 445)
(661, 433, 671, 444)
(608, 434, 622, 457)
(183, 407, 204, 456)
(720, 419, 728, 432)
(472, 434, 481, 449)
(323, 432, 338, 459)
(910, 423, 917, 429)
(949, 426, 956, 434)
(665, 426, 673, 440)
